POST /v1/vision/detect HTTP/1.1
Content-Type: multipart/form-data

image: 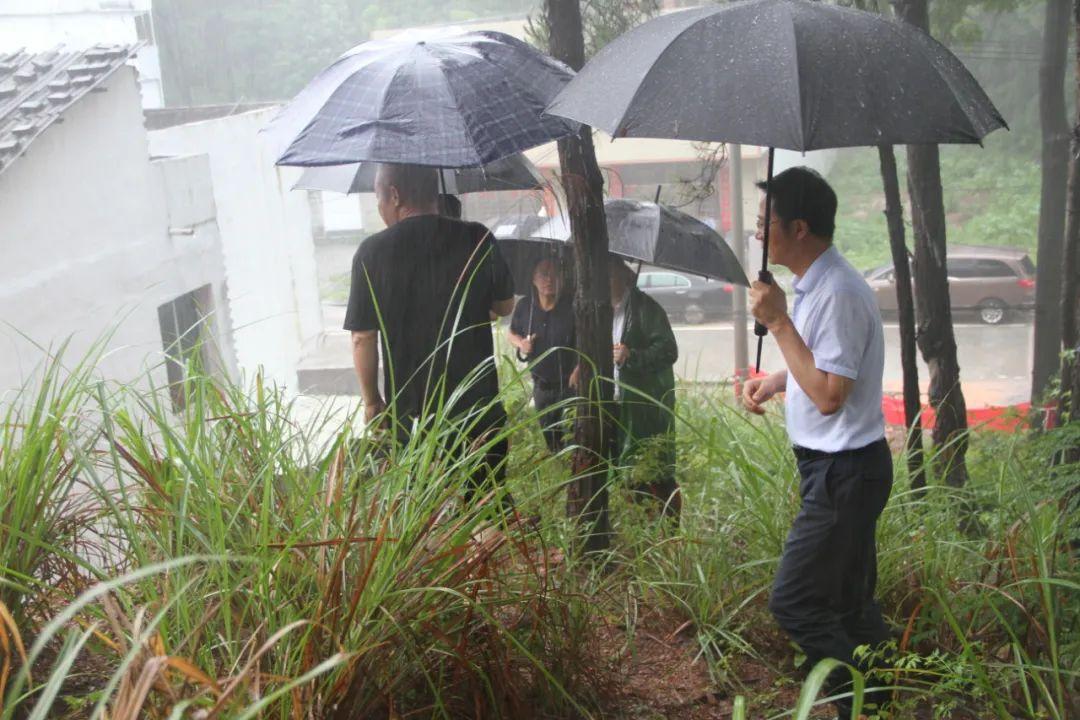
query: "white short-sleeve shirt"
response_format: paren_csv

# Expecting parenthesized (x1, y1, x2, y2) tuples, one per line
(785, 246, 886, 452)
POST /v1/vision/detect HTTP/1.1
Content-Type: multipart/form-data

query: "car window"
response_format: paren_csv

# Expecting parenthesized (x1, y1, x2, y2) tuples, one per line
(674, 275, 691, 288)
(1020, 256, 1036, 276)
(868, 265, 892, 280)
(637, 273, 652, 289)
(947, 257, 979, 278)
(972, 259, 1018, 278)
(650, 273, 676, 288)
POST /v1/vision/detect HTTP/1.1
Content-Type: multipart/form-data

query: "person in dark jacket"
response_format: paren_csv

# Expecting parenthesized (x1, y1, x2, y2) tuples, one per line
(508, 258, 576, 452)
(608, 258, 681, 519)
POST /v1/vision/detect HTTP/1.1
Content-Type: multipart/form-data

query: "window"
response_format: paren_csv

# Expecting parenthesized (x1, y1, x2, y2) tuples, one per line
(650, 273, 677, 288)
(637, 273, 653, 289)
(947, 258, 979, 279)
(1020, 256, 1036, 276)
(972, 259, 1018, 278)
(158, 285, 216, 410)
(673, 275, 691, 288)
(134, 12, 155, 45)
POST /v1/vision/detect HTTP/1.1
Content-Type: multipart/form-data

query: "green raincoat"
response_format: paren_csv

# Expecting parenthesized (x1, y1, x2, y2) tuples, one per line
(614, 287, 678, 486)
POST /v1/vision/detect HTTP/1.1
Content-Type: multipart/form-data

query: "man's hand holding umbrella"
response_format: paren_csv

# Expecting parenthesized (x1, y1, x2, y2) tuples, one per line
(742, 279, 789, 415)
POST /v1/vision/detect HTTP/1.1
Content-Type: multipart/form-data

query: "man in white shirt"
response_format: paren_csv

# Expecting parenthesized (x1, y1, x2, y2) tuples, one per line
(743, 167, 891, 719)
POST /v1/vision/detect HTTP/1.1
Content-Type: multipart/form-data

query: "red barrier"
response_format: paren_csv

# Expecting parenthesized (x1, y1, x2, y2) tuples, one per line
(731, 372, 1040, 433)
(882, 394, 1032, 432)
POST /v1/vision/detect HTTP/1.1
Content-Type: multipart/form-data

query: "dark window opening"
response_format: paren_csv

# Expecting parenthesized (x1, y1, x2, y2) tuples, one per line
(158, 284, 216, 410)
(134, 12, 155, 45)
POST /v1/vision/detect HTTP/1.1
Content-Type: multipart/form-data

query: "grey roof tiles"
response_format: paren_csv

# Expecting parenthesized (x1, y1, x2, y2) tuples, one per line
(0, 44, 139, 176)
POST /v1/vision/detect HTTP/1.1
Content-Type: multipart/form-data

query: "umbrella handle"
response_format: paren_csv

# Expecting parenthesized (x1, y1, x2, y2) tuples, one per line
(753, 269, 774, 371)
(752, 270, 773, 339)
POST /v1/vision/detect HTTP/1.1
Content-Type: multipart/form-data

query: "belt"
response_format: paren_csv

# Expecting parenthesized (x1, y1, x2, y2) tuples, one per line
(792, 437, 887, 463)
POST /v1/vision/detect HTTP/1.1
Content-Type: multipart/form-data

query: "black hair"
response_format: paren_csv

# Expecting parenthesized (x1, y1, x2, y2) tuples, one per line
(439, 193, 462, 219)
(756, 166, 837, 240)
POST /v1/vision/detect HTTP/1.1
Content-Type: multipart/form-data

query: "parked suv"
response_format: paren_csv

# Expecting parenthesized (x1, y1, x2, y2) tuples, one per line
(866, 245, 1036, 325)
(637, 270, 733, 324)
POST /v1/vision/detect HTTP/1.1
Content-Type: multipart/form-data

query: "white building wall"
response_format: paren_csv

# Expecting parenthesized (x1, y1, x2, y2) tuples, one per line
(148, 110, 324, 392)
(0, 0, 163, 108)
(0, 67, 230, 394)
(320, 192, 364, 234)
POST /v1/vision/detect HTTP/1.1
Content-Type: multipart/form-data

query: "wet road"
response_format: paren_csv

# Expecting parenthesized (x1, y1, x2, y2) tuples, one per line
(675, 318, 1033, 407)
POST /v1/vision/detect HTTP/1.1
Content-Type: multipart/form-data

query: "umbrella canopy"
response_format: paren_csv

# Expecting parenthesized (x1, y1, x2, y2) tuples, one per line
(265, 29, 578, 168)
(495, 200, 749, 288)
(490, 214, 571, 292)
(545, 0, 1006, 151)
(293, 153, 545, 195)
(545, 0, 1005, 369)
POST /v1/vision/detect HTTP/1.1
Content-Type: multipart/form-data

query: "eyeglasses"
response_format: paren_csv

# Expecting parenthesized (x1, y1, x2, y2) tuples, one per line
(756, 217, 780, 231)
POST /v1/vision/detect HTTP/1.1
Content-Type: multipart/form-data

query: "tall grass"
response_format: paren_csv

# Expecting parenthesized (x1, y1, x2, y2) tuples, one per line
(0, 353, 1077, 718)
(622, 390, 1080, 718)
(0, 340, 105, 629)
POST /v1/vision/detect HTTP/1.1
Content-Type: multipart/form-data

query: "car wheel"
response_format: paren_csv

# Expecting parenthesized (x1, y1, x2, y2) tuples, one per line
(978, 298, 1007, 325)
(684, 303, 706, 325)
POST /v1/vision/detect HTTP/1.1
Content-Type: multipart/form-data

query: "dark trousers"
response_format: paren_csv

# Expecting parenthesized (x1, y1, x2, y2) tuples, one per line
(533, 379, 570, 453)
(769, 438, 893, 715)
(393, 413, 513, 511)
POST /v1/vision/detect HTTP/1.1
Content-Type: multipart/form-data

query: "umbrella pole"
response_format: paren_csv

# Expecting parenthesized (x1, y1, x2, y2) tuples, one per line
(654, 184, 662, 203)
(753, 147, 776, 372)
(438, 170, 452, 216)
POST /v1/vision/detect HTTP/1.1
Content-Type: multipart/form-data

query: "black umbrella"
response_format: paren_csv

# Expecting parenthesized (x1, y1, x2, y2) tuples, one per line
(490, 214, 573, 292)
(545, 0, 1006, 368)
(292, 153, 545, 195)
(264, 29, 577, 169)
(495, 199, 749, 288)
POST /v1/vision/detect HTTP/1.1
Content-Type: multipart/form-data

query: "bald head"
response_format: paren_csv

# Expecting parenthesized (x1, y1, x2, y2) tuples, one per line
(609, 256, 636, 302)
(374, 163, 440, 226)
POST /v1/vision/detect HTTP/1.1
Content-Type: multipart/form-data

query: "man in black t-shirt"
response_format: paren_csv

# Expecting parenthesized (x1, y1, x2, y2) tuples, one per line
(508, 258, 575, 452)
(344, 163, 515, 495)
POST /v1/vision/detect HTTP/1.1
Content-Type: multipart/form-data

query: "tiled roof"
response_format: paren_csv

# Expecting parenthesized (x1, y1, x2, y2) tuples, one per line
(0, 44, 139, 176)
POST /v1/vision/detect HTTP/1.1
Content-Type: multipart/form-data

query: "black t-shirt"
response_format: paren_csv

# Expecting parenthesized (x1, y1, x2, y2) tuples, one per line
(510, 293, 575, 385)
(344, 215, 514, 426)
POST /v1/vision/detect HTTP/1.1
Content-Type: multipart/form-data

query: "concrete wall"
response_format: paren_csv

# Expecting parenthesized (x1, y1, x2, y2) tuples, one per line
(0, 67, 230, 394)
(148, 109, 323, 391)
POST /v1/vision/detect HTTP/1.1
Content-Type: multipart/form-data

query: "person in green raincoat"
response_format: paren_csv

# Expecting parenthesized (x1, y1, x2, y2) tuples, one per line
(608, 257, 681, 519)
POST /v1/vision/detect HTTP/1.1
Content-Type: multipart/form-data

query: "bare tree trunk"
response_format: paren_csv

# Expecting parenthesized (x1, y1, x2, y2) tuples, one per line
(878, 145, 926, 488)
(1058, 0, 1080, 463)
(545, 0, 612, 553)
(1032, 0, 1071, 406)
(894, 0, 970, 488)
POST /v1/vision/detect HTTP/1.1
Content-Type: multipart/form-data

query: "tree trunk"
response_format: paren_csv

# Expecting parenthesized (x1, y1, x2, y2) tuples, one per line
(894, 0, 970, 488)
(1058, 0, 1080, 463)
(1032, 0, 1071, 406)
(878, 145, 926, 489)
(545, 0, 613, 553)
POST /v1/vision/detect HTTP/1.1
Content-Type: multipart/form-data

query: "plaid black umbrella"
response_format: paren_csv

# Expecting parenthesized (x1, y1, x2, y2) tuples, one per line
(265, 29, 578, 168)
(292, 153, 545, 194)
